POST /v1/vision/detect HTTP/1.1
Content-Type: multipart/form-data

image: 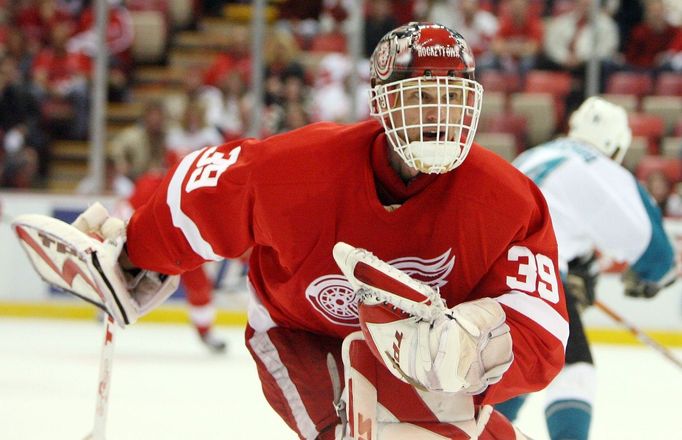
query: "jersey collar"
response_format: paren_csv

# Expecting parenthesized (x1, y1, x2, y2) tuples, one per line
(370, 134, 438, 205)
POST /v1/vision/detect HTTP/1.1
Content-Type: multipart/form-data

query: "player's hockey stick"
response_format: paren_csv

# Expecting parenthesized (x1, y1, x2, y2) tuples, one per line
(593, 300, 682, 370)
(84, 315, 116, 440)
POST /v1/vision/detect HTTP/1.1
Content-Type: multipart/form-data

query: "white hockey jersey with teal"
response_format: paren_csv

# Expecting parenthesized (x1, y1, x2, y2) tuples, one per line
(513, 137, 675, 284)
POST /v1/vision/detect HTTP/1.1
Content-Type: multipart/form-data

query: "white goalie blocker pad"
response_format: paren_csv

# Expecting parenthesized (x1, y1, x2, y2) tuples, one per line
(333, 242, 513, 394)
(12, 204, 179, 327)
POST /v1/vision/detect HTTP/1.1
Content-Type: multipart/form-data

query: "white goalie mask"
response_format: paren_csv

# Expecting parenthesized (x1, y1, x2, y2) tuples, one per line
(568, 96, 632, 164)
(369, 22, 483, 174)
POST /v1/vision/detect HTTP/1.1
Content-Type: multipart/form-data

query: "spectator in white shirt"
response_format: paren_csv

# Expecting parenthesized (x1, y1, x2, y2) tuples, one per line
(427, 0, 498, 60)
(166, 101, 224, 157)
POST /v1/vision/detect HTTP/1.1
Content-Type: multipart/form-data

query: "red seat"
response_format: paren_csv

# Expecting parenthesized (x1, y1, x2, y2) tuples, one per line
(635, 155, 682, 183)
(628, 113, 665, 154)
(655, 72, 682, 97)
(524, 70, 572, 97)
(479, 113, 528, 151)
(523, 70, 572, 124)
(479, 70, 522, 94)
(606, 72, 654, 98)
(497, 0, 544, 19)
(309, 32, 347, 53)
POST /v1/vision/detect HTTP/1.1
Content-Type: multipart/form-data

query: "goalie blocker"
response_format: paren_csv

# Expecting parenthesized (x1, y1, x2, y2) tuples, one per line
(12, 203, 179, 327)
(333, 242, 514, 395)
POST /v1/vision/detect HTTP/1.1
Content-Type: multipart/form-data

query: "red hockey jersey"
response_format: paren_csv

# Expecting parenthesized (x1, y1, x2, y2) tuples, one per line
(127, 119, 568, 404)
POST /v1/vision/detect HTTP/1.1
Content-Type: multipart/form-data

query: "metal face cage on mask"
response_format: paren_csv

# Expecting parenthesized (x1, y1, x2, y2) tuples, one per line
(369, 75, 483, 174)
(368, 22, 484, 174)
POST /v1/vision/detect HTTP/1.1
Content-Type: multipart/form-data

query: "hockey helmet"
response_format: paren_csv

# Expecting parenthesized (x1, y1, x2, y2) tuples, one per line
(369, 22, 483, 174)
(568, 97, 632, 164)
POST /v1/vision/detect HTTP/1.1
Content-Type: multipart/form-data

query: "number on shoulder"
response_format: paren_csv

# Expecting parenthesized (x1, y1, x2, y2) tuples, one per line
(186, 146, 241, 192)
(506, 245, 559, 303)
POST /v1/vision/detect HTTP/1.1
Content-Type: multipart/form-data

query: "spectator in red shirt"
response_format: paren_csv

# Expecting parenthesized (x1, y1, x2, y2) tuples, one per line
(624, 0, 681, 71)
(392, 0, 417, 24)
(16, 0, 75, 49)
(2, 25, 35, 84)
(31, 22, 91, 139)
(489, 0, 544, 76)
(278, 0, 324, 21)
(667, 28, 682, 70)
(202, 25, 251, 87)
(672, 29, 682, 52)
(67, 0, 134, 101)
(363, 0, 398, 58)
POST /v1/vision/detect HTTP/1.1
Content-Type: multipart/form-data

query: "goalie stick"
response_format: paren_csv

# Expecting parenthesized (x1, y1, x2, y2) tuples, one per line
(84, 315, 117, 440)
(594, 300, 682, 370)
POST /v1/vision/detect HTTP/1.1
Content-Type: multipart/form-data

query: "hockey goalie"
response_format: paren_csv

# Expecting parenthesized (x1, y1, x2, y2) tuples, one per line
(13, 22, 568, 439)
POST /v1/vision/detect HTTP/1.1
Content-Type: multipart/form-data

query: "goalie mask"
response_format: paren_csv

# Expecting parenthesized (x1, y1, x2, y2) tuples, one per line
(369, 22, 483, 174)
(568, 96, 632, 164)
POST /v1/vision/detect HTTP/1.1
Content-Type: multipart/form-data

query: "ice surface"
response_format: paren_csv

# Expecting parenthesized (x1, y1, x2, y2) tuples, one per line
(1, 318, 680, 439)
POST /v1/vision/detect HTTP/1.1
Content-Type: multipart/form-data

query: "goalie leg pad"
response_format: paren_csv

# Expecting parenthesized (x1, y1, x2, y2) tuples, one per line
(341, 331, 527, 439)
(341, 331, 480, 440)
(475, 406, 531, 440)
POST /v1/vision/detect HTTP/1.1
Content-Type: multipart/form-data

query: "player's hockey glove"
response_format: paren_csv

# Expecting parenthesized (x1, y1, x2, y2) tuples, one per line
(622, 268, 664, 299)
(13, 203, 179, 327)
(565, 252, 600, 311)
(333, 242, 513, 394)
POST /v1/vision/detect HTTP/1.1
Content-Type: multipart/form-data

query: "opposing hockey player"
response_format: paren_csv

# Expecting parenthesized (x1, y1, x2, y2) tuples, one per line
(14, 23, 568, 439)
(496, 97, 677, 440)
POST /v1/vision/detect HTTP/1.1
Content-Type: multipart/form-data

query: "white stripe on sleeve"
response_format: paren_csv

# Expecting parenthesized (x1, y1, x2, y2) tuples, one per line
(496, 291, 569, 350)
(166, 148, 221, 261)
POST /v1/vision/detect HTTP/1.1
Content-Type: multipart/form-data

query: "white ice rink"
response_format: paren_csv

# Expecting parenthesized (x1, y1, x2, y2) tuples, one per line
(1, 317, 680, 440)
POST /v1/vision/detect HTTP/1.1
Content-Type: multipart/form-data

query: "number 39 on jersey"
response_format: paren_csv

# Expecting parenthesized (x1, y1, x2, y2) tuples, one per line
(186, 146, 242, 193)
(506, 245, 559, 303)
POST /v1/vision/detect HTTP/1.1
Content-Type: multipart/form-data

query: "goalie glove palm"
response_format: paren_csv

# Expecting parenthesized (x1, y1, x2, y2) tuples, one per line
(333, 242, 513, 393)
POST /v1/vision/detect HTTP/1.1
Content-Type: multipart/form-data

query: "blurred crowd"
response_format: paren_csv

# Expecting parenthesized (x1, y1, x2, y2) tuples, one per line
(1, 0, 682, 217)
(0, 0, 136, 188)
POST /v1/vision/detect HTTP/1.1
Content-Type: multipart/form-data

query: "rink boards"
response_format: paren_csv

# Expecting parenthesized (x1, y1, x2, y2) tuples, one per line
(1, 191, 681, 347)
